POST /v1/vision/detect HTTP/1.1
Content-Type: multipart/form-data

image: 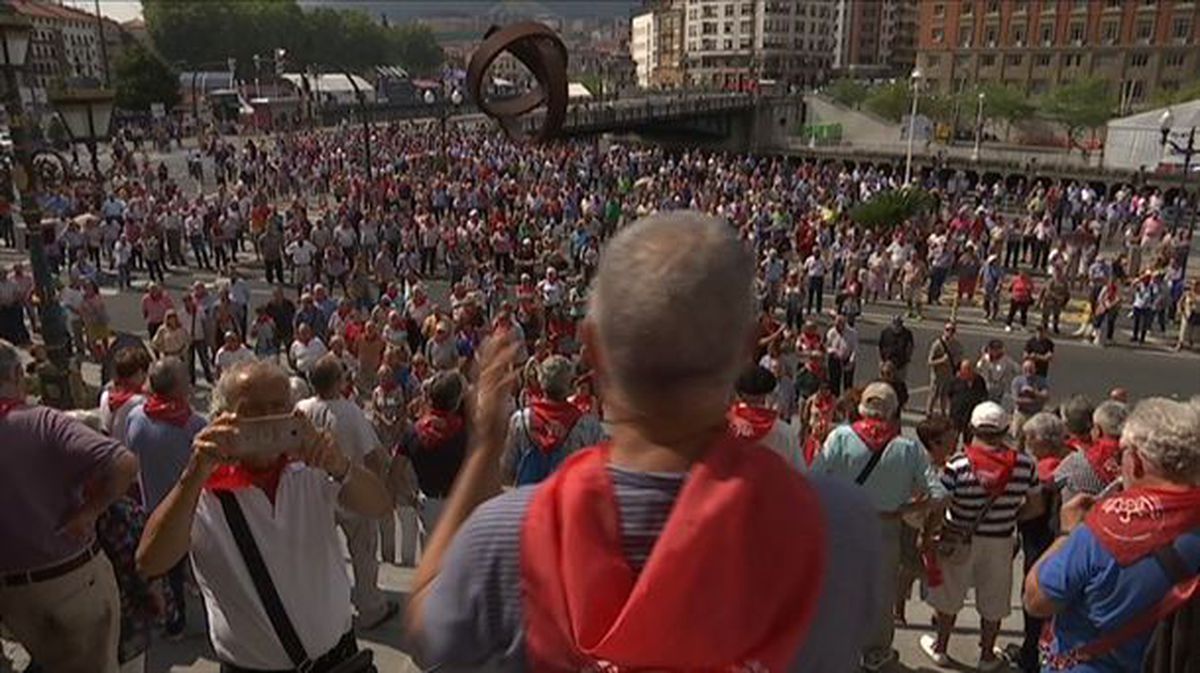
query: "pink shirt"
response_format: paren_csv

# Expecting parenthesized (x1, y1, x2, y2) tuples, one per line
(142, 293, 175, 324)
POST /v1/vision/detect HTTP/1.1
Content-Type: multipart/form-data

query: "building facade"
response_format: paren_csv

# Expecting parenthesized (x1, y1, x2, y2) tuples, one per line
(834, 0, 917, 77)
(632, 11, 656, 88)
(10, 0, 104, 104)
(916, 0, 1200, 110)
(681, 0, 835, 90)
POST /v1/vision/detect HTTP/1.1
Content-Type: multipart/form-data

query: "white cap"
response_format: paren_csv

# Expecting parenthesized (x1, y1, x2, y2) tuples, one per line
(858, 382, 899, 420)
(970, 401, 1010, 432)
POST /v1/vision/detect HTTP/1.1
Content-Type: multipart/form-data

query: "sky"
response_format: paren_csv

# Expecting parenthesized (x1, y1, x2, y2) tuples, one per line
(64, 0, 143, 23)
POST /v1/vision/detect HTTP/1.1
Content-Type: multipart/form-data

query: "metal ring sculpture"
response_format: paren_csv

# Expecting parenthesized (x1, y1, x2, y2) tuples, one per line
(466, 22, 569, 143)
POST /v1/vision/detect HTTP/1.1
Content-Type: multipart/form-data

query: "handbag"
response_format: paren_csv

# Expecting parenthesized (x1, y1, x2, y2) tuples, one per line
(935, 494, 999, 567)
(216, 491, 376, 673)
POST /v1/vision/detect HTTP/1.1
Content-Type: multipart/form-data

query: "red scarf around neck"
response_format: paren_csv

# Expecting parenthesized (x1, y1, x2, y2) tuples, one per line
(0, 397, 25, 419)
(1085, 486, 1200, 566)
(414, 409, 465, 450)
(107, 383, 143, 412)
(521, 437, 827, 671)
(529, 398, 583, 454)
(964, 444, 1019, 497)
(1085, 436, 1122, 486)
(727, 402, 779, 443)
(142, 394, 193, 428)
(205, 454, 291, 504)
(851, 418, 900, 453)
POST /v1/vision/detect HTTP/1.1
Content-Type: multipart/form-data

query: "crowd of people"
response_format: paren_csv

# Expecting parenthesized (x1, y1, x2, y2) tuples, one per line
(0, 121, 1198, 673)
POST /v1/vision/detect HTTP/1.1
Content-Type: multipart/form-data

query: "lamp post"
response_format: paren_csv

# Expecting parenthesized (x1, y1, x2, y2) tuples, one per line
(48, 88, 115, 182)
(425, 87, 463, 168)
(904, 67, 922, 187)
(0, 7, 74, 406)
(1159, 108, 1198, 236)
(971, 91, 986, 162)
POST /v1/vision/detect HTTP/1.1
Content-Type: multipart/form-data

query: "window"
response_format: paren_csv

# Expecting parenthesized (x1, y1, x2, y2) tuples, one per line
(1013, 0, 1027, 13)
(1073, 0, 1088, 9)
(987, 0, 1000, 13)
(688, 25, 698, 37)
(1173, 18, 1192, 39)
(932, 27, 945, 43)
(739, 38, 752, 49)
(703, 22, 717, 35)
(1063, 53, 1083, 67)
(741, 3, 753, 16)
(723, 39, 733, 50)
(962, 1, 973, 14)
(1040, 24, 1053, 44)
(1069, 23, 1084, 42)
(725, 4, 735, 16)
(1005, 53, 1024, 66)
(1136, 20, 1153, 40)
(1102, 21, 1119, 43)
(1130, 52, 1150, 67)
(723, 21, 734, 33)
(981, 54, 996, 66)
(985, 25, 998, 44)
(1012, 25, 1026, 44)
(933, 3, 945, 17)
(702, 5, 717, 18)
(925, 54, 942, 68)
(1035, 53, 1052, 66)
(1105, 0, 1122, 7)
(743, 20, 754, 33)
(1165, 51, 1186, 67)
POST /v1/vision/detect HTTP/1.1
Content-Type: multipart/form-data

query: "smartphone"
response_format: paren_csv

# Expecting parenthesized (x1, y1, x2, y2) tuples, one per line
(233, 414, 306, 459)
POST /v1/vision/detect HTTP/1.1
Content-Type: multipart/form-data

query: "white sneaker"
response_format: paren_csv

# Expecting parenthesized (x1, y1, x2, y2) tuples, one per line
(920, 634, 950, 667)
(1005, 325, 1013, 332)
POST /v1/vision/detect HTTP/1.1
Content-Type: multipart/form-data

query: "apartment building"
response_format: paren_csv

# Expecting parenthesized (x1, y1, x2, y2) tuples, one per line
(834, 0, 917, 77)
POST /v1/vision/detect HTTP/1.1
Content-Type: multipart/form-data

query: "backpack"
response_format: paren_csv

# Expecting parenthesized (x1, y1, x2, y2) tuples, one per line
(513, 410, 576, 487)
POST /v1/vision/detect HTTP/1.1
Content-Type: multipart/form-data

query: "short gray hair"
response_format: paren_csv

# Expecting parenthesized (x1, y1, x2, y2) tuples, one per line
(588, 212, 754, 401)
(211, 360, 287, 415)
(537, 355, 574, 401)
(1122, 397, 1200, 485)
(0, 339, 20, 385)
(1022, 411, 1065, 445)
(148, 357, 187, 397)
(1093, 400, 1128, 437)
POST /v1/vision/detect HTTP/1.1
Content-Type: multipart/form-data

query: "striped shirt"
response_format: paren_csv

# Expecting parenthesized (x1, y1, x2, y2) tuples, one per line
(1052, 450, 1107, 502)
(418, 462, 882, 672)
(940, 449, 1041, 538)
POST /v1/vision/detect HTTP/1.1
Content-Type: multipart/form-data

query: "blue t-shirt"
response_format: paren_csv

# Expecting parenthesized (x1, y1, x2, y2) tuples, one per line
(1037, 525, 1200, 673)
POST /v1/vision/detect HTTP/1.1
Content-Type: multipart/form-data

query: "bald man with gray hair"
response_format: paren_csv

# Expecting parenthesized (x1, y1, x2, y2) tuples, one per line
(408, 212, 883, 672)
(1054, 399, 1129, 501)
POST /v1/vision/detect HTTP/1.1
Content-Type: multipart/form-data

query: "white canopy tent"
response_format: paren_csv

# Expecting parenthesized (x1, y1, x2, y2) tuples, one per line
(280, 73, 377, 105)
(1104, 99, 1200, 172)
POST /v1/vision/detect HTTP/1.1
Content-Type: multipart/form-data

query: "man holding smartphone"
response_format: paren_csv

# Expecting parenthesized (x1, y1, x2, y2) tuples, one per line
(136, 360, 391, 672)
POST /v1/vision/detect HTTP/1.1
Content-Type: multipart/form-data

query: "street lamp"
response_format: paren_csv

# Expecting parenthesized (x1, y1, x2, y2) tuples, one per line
(48, 88, 115, 181)
(0, 7, 74, 407)
(1159, 108, 1198, 235)
(904, 67, 922, 186)
(426, 87, 464, 167)
(971, 91, 986, 162)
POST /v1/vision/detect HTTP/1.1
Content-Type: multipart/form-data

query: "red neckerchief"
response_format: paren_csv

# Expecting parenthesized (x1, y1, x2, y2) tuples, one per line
(521, 437, 827, 671)
(567, 392, 595, 417)
(1085, 436, 1122, 485)
(964, 444, 1019, 497)
(205, 455, 291, 505)
(0, 397, 25, 419)
(727, 402, 778, 443)
(414, 409, 465, 450)
(107, 383, 143, 412)
(1085, 486, 1200, 566)
(851, 418, 900, 453)
(1037, 455, 1063, 485)
(799, 332, 824, 374)
(529, 398, 583, 454)
(142, 394, 193, 428)
(1066, 435, 1093, 454)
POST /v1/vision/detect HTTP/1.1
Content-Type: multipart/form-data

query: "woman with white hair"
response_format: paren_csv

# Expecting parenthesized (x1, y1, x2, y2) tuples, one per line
(1026, 397, 1200, 672)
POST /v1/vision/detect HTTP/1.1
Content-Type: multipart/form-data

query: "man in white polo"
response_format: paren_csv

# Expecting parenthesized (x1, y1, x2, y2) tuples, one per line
(135, 360, 392, 671)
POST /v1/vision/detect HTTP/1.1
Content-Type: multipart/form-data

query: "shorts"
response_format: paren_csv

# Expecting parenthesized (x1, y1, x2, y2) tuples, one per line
(926, 534, 1016, 622)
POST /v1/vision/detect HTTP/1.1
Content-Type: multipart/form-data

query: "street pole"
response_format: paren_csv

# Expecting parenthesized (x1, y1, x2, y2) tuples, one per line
(2, 54, 73, 407)
(904, 68, 922, 186)
(971, 92, 985, 162)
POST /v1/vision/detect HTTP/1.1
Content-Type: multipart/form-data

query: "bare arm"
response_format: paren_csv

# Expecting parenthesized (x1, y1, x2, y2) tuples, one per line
(407, 336, 519, 634)
(65, 449, 139, 541)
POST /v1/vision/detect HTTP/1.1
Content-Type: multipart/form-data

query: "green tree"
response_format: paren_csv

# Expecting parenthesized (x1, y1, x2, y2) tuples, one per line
(849, 189, 935, 232)
(975, 83, 1034, 141)
(1150, 80, 1200, 109)
(1038, 78, 1116, 152)
(864, 81, 911, 122)
(113, 41, 181, 112)
(826, 78, 870, 109)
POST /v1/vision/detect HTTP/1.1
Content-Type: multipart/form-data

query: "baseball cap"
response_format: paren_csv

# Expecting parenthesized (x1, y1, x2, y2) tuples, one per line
(858, 382, 899, 419)
(970, 401, 1010, 432)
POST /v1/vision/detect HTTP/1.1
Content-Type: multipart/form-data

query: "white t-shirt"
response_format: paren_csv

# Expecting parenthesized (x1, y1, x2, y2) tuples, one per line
(804, 255, 826, 278)
(286, 240, 317, 266)
(295, 397, 382, 465)
(214, 345, 255, 376)
(191, 465, 352, 669)
(289, 338, 328, 374)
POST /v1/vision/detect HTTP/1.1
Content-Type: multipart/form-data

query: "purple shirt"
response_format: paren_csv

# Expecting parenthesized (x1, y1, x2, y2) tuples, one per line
(0, 405, 125, 573)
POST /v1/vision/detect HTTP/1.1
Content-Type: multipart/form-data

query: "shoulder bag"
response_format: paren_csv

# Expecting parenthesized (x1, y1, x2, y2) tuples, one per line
(216, 491, 375, 673)
(935, 493, 1000, 567)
